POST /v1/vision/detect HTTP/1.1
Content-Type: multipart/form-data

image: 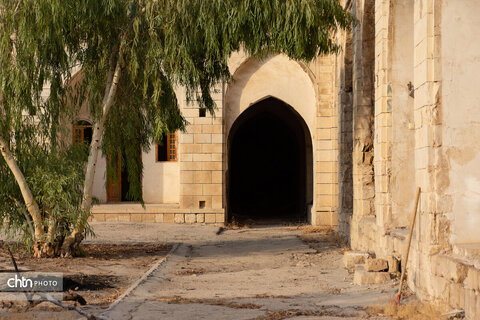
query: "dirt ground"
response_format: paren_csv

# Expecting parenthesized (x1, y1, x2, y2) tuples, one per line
(0, 242, 171, 319)
(0, 223, 445, 319)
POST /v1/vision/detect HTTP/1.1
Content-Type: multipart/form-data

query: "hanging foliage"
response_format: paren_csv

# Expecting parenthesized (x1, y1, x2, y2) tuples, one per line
(0, 0, 353, 256)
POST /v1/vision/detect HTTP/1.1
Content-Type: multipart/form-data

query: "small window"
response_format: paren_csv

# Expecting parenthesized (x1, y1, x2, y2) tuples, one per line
(73, 120, 93, 146)
(199, 108, 206, 117)
(157, 132, 177, 162)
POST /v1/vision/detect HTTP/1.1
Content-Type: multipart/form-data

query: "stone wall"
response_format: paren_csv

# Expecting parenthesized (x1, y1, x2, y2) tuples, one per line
(178, 84, 225, 222)
(340, 0, 480, 318)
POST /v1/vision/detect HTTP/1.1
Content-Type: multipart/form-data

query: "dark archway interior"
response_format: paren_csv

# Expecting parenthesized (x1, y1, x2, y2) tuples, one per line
(228, 97, 312, 222)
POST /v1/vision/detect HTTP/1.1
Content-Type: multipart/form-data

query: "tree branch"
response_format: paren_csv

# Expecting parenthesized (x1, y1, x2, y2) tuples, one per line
(9, 195, 34, 237)
(0, 134, 44, 241)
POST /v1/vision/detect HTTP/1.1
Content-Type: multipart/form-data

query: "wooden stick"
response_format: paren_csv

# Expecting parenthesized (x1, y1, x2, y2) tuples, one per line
(396, 187, 421, 302)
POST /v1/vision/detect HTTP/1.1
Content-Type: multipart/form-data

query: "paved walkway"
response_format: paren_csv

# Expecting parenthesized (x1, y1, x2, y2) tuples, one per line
(87, 223, 394, 320)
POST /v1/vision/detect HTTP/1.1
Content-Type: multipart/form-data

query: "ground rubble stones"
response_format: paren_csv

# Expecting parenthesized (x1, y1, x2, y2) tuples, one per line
(343, 251, 373, 270)
(364, 258, 388, 272)
(353, 266, 391, 285)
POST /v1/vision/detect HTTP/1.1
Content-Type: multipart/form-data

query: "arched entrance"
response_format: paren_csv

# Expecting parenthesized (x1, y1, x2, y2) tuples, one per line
(228, 97, 313, 222)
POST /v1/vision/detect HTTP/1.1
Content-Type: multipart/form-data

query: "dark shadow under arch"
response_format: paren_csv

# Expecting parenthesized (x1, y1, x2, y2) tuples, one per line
(227, 97, 313, 223)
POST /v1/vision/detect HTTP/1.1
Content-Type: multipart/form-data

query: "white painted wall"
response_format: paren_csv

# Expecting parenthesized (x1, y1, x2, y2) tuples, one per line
(142, 148, 180, 203)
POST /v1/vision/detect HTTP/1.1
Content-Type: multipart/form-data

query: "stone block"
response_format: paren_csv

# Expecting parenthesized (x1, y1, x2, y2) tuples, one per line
(104, 214, 117, 222)
(193, 153, 212, 162)
(179, 153, 193, 161)
(185, 214, 196, 224)
(142, 214, 155, 223)
(353, 267, 391, 285)
(212, 196, 223, 209)
(215, 213, 225, 224)
(155, 214, 164, 223)
(179, 133, 193, 144)
(365, 258, 388, 272)
(316, 128, 331, 140)
(434, 255, 469, 284)
(448, 283, 465, 309)
(182, 143, 202, 153)
(386, 256, 400, 274)
(465, 266, 480, 291)
(204, 183, 222, 196)
(180, 161, 202, 171)
(202, 143, 222, 153)
(202, 161, 222, 171)
(181, 184, 203, 196)
(211, 153, 222, 161)
(180, 171, 195, 183)
(211, 134, 223, 143)
(193, 133, 211, 144)
(343, 251, 373, 270)
(205, 213, 216, 224)
(465, 288, 478, 319)
(193, 171, 212, 183)
(211, 171, 222, 183)
(117, 214, 130, 222)
(92, 214, 105, 222)
(174, 214, 185, 224)
(164, 213, 175, 223)
(196, 213, 205, 223)
(130, 214, 143, 223)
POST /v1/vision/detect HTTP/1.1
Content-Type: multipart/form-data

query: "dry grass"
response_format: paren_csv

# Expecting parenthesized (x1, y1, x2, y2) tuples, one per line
(301, 226, 332, 234)
(366, 301, 444, 320)
(155, 296, 262, 309)
(224, 217, 252, 230)
(296, 227, 349, 249)
(253, 308, 347, 320)
(254, 293, 291, 299)
(174, 268, 205, 276)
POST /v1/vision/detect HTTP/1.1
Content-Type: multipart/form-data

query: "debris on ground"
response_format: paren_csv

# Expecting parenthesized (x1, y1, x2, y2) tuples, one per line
(439, 309, 466, 320)
(365, 301, 444, 320)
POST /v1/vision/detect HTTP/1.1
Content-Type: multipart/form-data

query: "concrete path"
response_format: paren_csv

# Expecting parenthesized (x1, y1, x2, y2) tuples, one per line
(87, 223, 394, 319)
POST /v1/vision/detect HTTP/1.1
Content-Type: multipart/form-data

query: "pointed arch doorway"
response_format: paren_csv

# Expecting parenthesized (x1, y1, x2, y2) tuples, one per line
(227, 97, 313, 223)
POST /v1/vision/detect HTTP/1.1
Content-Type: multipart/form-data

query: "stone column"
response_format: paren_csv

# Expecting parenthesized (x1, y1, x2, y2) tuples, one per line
(179, 86, 225, 224)
(312, 56, 340, 226)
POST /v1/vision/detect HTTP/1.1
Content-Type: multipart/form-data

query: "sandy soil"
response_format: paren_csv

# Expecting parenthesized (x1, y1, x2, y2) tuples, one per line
(0, 242, 170, 319)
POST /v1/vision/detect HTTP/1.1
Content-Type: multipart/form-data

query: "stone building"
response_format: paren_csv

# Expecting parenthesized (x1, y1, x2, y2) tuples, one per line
(69, 0, 480, 317)
(73, 50, 339, 226)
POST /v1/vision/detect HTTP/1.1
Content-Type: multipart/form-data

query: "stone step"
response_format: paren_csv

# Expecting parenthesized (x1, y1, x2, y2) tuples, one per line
(343, 251, 373, 270)
(353, 266, 391, 285)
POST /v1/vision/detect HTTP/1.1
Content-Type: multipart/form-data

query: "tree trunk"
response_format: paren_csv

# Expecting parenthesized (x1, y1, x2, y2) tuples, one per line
(61, 43, 125, 257)
(0, 135, 46, 250)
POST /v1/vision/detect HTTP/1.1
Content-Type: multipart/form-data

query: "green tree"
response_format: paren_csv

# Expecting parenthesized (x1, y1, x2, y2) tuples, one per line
(0, 0, 353, 257)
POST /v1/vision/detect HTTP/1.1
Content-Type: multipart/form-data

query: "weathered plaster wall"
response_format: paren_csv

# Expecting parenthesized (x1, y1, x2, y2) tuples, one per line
(349, 0, 377, 250)
(336, 23, 354, 238)
(390, 0, 415, 229)
(441, 0, 480, 245)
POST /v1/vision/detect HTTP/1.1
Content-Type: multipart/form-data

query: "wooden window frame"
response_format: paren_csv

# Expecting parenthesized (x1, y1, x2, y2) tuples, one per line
(156, 132, 178, 162)
(72, 121, 92, 146)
